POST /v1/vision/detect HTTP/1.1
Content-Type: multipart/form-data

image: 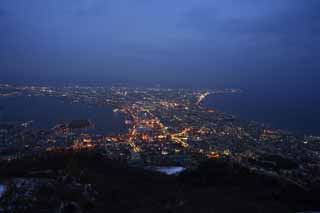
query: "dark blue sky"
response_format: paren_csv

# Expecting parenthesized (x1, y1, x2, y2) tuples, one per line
(1, 0, 320, 91)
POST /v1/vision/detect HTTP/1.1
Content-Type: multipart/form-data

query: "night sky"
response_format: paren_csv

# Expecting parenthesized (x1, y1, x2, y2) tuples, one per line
(1, 0, 319, 91)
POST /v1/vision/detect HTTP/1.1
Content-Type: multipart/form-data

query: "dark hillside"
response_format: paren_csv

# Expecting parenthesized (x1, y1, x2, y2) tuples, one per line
(0, 151, 319, 213)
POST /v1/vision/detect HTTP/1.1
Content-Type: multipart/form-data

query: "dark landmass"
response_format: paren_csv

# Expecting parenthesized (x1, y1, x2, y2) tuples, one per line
(0, 151, 319, 213)
(0, 123, 14, 130)
(68, 120, 91, 129)
(248, 153, 299, 171)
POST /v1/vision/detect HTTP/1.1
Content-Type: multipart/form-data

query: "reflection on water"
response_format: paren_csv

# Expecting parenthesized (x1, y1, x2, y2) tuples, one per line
(146, 166, 186, 175)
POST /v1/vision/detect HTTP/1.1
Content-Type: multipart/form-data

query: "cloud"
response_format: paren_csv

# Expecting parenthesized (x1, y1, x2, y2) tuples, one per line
(183, 0, 320, 38)
(178, 0, 320, 60)
(0, 8, 7, 17)
(0, 0, 319, 87)
(72, 0, 109, 16)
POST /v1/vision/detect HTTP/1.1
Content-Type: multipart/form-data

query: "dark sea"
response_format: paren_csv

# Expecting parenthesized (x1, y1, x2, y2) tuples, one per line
(1, 91, 319, 137)
(0, 96, 127, 135)
(204, 91, 320, 136)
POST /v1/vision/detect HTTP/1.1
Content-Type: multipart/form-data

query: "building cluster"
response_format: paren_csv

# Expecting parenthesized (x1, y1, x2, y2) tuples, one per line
(1, 84, 320, 185)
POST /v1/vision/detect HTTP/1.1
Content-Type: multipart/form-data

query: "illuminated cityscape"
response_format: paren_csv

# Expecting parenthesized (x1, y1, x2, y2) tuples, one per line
(1, 84, 319, 188)
(1, 0, 320, 211)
